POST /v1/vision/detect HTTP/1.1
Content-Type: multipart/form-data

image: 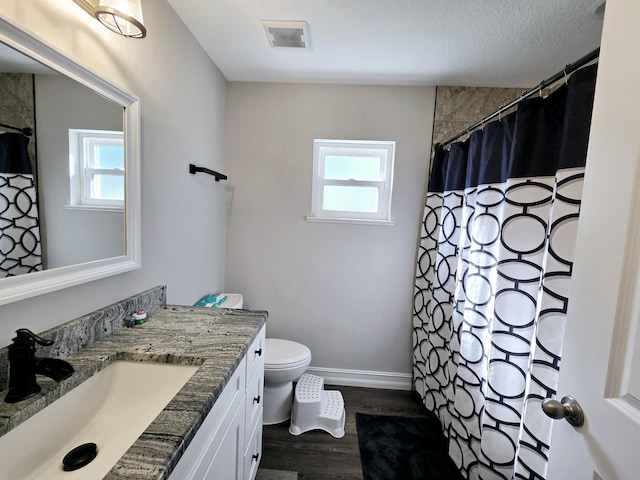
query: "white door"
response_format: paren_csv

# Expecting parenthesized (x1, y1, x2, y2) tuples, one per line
(546, 0, 640, 479)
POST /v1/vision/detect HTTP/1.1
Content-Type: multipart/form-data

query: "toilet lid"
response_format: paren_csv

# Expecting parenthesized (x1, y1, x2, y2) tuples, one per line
(265, 338, 311, 368)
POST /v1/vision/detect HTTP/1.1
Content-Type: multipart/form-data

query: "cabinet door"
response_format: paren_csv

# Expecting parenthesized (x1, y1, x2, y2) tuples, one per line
(169, 362, 245, 480)
(203, 399, 245, 480)
(244, 410, 263, 480)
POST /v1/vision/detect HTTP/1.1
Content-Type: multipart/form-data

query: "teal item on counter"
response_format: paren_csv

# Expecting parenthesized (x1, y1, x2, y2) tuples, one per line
(194, 294, 228, 308)
(194, 294, 217, 306)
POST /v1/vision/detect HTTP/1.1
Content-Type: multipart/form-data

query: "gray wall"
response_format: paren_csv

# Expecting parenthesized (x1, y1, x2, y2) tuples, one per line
(35, 74, 124, 269)
(225, 83, 436, 378)
(0, 0, 228, 347)
(0, 1, 528, 381)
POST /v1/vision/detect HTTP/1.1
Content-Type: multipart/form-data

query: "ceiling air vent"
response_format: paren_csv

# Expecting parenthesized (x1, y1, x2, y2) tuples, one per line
(262, 21, 309, 49)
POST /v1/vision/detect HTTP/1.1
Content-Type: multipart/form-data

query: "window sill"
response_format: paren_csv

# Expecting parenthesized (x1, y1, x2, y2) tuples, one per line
(65, 204, 124, 213)
(305, 216, 395, 226)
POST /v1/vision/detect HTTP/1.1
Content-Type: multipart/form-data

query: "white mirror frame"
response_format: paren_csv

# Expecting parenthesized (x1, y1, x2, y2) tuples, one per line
(0, 14, 141, 306)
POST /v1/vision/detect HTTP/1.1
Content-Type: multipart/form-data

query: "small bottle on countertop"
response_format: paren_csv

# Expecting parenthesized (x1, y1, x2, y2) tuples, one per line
(133, 310, 148, 325)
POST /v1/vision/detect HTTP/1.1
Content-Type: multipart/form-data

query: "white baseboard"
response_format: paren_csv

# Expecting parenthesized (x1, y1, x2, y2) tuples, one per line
(305, 366, 412, 391)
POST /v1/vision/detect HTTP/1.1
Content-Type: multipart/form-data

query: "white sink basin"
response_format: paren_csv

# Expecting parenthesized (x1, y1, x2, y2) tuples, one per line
(0, 360, 199, 480)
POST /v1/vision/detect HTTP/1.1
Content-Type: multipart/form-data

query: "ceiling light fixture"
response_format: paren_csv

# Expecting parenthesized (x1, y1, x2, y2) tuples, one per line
(94, 0, 146, 38)
(71, 0, 146, 39)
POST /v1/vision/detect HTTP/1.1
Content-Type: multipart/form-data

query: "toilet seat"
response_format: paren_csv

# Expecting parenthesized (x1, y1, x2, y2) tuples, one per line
(265, 339, 311, 370)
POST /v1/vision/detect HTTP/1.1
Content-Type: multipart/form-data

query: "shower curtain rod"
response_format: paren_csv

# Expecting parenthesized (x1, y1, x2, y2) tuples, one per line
(436, 47, 600, 149)
(0, 122, 33, 137)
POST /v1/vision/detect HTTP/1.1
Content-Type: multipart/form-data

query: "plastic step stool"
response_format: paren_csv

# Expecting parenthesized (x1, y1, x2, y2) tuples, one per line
(289, 373, 345, 438)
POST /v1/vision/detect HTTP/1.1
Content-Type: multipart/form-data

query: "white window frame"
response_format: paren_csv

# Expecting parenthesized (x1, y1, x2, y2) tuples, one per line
(307, 139, 395, 225)
(67, 129, 124, 211)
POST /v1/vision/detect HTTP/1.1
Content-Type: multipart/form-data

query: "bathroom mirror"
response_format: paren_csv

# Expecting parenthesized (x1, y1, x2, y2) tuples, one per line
(0, 15, 141, 305)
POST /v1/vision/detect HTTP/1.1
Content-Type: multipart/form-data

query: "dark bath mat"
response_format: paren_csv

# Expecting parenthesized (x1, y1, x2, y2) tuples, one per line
(356, 413, 464, 480)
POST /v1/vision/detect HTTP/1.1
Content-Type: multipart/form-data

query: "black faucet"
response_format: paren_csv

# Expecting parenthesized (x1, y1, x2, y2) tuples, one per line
(4, 328, 74, 404)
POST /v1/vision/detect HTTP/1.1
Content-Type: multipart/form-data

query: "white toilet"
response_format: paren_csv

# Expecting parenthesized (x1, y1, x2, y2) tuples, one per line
(216, 294, 312, 425)
(263, 338, 312, 425)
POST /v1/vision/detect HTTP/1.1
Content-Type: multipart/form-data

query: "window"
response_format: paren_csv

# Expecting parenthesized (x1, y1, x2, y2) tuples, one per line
(68, 129, 124, 211)
(308, 139, 395, 224)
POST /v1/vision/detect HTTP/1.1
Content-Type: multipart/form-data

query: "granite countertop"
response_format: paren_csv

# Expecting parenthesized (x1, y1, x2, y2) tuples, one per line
(0, 305, 267, 480)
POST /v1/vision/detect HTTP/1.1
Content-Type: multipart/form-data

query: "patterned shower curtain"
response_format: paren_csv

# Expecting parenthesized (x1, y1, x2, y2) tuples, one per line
(0, 132, 42, 277)
(413, 64, 597, 480)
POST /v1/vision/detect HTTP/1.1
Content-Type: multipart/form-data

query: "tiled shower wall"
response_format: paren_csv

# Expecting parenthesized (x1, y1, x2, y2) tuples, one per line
(0, 73, 36, 166)
(431, 85, 522, 152)
(428, 84, 570, 180)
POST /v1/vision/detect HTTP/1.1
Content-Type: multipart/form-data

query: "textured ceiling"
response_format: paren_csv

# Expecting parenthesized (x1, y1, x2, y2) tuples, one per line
(166, 0, 604, 88)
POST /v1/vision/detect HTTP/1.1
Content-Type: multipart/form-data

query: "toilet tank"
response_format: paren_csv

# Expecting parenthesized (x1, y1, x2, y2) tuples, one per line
(217, 294, 243, 309)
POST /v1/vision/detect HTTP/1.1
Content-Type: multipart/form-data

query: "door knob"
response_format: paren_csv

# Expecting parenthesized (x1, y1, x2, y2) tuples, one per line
(541, 395, 585, 427)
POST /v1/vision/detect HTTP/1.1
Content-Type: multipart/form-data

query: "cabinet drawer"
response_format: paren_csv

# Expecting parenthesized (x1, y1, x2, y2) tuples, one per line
(245, 368, 263, 437)
(246, 326, 265, 386)
(243, 410, 263, 480)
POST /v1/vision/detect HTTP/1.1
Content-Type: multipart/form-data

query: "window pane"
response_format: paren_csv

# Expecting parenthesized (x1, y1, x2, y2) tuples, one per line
(91, 174, 124, 200)
(323, 185, 378, 213)
(324, 155, 380, 181)
(94, 145, 124, 169)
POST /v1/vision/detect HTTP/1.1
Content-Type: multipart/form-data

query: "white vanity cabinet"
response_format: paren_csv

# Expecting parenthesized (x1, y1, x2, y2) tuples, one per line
(169, 326, 265, 480)
(243, 327, 265, 480)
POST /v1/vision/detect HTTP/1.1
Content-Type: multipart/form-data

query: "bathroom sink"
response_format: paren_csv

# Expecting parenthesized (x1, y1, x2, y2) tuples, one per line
(0, 360, 199, 480)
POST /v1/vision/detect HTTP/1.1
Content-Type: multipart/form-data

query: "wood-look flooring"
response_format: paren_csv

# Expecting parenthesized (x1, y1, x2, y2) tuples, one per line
(258, 385, 431, 480)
